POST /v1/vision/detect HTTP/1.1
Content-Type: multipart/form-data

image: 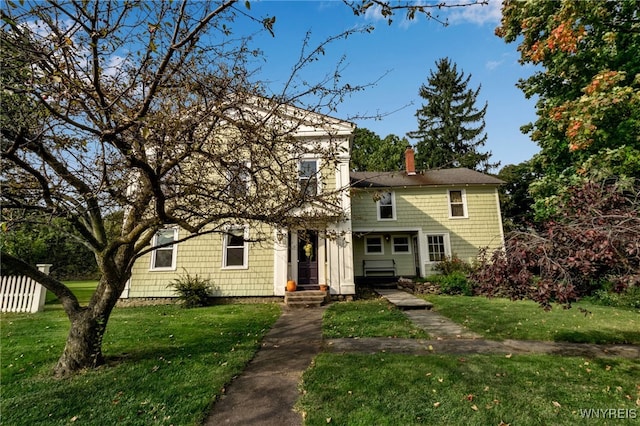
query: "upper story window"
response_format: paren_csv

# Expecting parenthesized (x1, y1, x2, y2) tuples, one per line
(365, 236, 384, 254)
(377, 191, 396, 220)
(223, 226, 248, 269)
(448, 189, 467, 218)
(226, 161, 251, 199)
(151, 228, 178, 270)
(392, 236, 411, 254)
(299, 159, 319, 196)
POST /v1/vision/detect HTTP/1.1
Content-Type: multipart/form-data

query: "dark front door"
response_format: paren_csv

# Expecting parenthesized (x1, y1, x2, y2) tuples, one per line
(297, 231, 318, 286)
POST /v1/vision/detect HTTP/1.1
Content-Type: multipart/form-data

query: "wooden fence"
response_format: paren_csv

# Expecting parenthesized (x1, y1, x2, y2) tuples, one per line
(0, 264, 51, 313)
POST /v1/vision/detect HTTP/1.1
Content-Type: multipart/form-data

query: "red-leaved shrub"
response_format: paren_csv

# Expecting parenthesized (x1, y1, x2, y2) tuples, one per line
(473, 180, 640, 308)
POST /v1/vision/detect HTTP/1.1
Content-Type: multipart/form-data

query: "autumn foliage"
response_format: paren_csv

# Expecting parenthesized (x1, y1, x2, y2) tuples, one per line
(473, 180, 640, 308)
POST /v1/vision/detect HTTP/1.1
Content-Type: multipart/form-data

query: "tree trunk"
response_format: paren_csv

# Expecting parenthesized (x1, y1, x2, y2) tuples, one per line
(52, 270, 126, 378)
(53, 309, 109, 377)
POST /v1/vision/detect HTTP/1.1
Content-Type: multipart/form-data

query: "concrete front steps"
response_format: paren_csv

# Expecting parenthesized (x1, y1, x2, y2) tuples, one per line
(285, 290, 328, 308)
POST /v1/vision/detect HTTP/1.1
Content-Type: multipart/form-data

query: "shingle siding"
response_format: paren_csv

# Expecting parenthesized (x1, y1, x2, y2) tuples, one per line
(129, 225, 275, 298)
(351, 185, 503, 276)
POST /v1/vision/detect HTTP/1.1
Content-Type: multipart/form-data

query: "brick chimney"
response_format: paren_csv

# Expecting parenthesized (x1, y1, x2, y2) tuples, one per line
(405, 147, 416, 175)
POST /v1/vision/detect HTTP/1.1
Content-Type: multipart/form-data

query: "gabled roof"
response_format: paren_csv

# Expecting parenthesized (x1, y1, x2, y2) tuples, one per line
(242, 96, 355, 137)
(350, 168, 504, 188)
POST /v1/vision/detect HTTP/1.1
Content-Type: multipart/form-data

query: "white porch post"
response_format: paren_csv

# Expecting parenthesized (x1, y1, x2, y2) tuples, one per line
(273, 228, 289, 296)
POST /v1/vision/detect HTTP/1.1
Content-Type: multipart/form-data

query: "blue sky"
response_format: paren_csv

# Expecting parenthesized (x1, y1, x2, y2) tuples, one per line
(240, 0, 540, 170)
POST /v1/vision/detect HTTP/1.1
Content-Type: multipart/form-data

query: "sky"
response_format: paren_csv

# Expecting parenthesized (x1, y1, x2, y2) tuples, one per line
(239, 0, 541, 170)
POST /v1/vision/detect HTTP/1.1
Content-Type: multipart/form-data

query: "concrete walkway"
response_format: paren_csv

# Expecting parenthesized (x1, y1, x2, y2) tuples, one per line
(378, 288, 482, 339)
(324, 337, 640, 358)
(204, 307, 324, 426)
(205, 290, 639, 425)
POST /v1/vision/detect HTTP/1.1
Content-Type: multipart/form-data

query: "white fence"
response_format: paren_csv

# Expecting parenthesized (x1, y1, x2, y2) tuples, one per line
(0, 264, 51, 313)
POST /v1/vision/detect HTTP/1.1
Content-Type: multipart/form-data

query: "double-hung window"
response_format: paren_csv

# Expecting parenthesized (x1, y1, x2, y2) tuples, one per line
(223, 227, 248, 268)
(448, 190, 467, 218)
(151, 228, 178, 270)
(377, 191, 395, 220)
(299, 159, 319, 196)
(365, 236, 384, 254)
(392, 236, 410, 254)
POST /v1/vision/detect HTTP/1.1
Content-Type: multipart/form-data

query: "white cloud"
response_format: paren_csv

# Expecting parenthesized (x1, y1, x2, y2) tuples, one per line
(364, 4, 385, 22)
(485, 60, 503, 70)
(446, 0, 502, 26)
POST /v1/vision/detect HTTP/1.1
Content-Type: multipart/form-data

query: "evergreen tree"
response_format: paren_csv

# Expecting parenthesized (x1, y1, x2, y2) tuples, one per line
(407, 58, 498, 172)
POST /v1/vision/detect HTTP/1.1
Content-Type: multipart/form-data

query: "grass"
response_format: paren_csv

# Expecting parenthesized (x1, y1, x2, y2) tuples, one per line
(5, 287, 639, 425)
(306, 296, 640, 424)
(323, 298, 429, 339)
(1, 303, 281, 426)
(45, 280, 99, 306)
(298, 353, 640, 426)
(421, 295, 640, 344)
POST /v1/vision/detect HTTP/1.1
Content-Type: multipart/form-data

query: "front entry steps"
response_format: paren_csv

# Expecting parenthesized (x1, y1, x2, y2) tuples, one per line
(285, 290, 328, 308)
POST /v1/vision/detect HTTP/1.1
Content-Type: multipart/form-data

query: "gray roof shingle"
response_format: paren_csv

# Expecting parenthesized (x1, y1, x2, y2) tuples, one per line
(350, 168, 504, 188)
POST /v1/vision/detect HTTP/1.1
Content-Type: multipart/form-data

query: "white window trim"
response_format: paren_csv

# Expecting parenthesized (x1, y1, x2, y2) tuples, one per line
(226, 160, 252, 196)
(376, 191, 396, 221)
(425, 233, 451, 263)
(391, 235, 411, 254)
(298, 158, 321, 195)
(222, 226, 249, 269)
(448, 189, 468, 219)
(150, 227, 178, 271)
(365, 236, 384, 255)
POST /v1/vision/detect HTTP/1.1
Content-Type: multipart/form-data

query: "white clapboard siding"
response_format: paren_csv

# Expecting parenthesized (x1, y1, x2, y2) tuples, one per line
(0, 275, 47, 313)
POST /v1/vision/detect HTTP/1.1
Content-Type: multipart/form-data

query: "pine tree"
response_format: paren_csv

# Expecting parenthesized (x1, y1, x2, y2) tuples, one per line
(407, 58, 498, 172)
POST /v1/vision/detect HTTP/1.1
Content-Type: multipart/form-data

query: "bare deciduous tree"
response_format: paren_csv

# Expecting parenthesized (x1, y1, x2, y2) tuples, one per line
(1, 0, 485, 376)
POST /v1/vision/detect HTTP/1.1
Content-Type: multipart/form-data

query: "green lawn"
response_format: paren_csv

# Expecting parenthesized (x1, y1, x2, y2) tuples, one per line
(1, 303, 281, 426)
(4, 291, 639, 426)
(303, 295, 640, 425)
(421, 295, 640, 344)
(323, 298, 429, 339)
(45, 280, 99, 306)
(298, 353, 640, 426)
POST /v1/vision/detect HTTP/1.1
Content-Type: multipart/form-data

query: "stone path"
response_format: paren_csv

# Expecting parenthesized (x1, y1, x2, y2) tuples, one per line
(377, 288, 481, 339)
(375, 288, 433, 310)
(205, 290, 639, 425)
(404, 309, 482, 339)
(324, 337, 640, 358)
(204, 307, 324, 426)
(363, 288, 639, 358)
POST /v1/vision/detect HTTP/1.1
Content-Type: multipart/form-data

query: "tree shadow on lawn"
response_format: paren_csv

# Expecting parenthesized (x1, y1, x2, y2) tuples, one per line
(553, 329, 640, 345)
(102, 316, 270, 367)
